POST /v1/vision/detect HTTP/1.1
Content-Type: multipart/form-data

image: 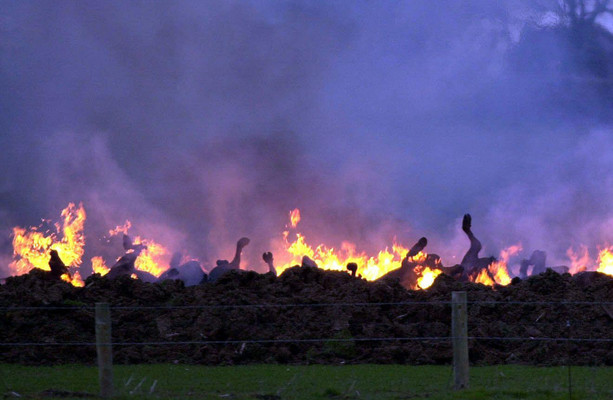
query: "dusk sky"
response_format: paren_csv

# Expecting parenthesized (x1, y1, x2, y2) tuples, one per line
(2, 1, 613, 275)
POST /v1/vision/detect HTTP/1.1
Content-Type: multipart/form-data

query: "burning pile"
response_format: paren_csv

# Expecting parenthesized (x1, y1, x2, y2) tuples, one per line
(8, 204, 172, 285)
(5, 203, 613, 290)
(10, 203, 86, 286)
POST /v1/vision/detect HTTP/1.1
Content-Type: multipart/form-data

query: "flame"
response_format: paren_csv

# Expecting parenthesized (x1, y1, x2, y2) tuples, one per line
(109, 221, 131, 236)
(91, 256, 110, 276)
(567, 246, 589, 274)
(597, 247, 613, 276)
(10, 203, 86, 277)
(475, 244, 520, 286)
(277, 209, 443, 289)
(415, 266, 442, 289)
(277, 230, 409, 280)
(62, 271, 84, 287)
(289, 208, 301, 228)
(131, 236, 169, 277)
(485, 260, 512, 286)
(106, 224, 170, 278)
(474, 268, 495, 286)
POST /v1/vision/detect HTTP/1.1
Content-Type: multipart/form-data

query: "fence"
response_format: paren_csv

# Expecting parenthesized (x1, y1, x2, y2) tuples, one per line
(1, 292, 612, 398)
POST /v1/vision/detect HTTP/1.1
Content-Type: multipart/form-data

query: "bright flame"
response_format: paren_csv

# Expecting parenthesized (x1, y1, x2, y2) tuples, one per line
(10, 203, 86, 277)
(290, 208, 301, 228)
(277, 209, 441, 289)
(91, 256, 110, 276)
(474, 268, 495, 286)
(486, 260, 512, 286)
(416, 266, 443, 289)
(132, 236, 169, 277)
(477, 244, 521, 286)
(62, 271, 85, 287)
(106, 224, 170, 278)
(277, 230, 409, 281)
(597, 247, 613, 276)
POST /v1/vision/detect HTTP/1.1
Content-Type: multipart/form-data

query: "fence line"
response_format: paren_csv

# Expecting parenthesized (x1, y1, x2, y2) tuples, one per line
(2, 293, 612, 396)
(1, 299, 612, 311)
(2, 336, 613, 347)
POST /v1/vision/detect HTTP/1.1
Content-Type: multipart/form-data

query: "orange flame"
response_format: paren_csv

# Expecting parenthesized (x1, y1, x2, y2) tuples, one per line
(132, 236, 169, 277)
(597, 247, 613, 276)
(62, 271, 85, 287)
(474, 268, 495, 286)
(10, 203, 86, 277)
(567, 246, 589, 274)
(475, 244, 520, 286)
(416, 266, 443, 289)
(109, 221, 131, 236)
(91, 256, 110, 276)
(289, 208, 301, 228)
(277, 230, 408, 280)
(277, 209, 442, 289)
(106, 224, 170, 278)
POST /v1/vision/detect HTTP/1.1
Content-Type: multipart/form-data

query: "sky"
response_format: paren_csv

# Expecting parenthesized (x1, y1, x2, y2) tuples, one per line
(1, 0, 613, 275)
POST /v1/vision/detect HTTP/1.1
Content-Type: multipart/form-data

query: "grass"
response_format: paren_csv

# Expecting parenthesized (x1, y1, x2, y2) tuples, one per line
(1, 363, 612, 400)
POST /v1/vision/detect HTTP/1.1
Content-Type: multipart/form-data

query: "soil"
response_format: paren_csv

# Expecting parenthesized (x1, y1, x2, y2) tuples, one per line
(1, 267, 612, 366)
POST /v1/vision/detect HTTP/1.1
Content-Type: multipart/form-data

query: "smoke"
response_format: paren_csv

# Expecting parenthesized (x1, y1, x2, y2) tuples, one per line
(1, 1, 612, 275)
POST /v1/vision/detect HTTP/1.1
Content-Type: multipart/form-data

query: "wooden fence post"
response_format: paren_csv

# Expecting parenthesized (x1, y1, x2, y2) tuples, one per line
(452, 291, 469, 390)
(96, 303, 113, 398)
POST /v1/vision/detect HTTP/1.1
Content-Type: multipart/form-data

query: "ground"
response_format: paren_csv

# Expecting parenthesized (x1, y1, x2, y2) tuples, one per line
(0, 267, 612, 365)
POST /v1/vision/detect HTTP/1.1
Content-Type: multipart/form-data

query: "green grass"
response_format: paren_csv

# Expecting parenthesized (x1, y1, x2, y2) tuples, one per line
(1, 364, 611, 400)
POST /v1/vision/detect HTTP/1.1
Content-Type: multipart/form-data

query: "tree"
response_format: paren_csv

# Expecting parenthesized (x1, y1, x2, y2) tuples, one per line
(556, 0, 613, 28)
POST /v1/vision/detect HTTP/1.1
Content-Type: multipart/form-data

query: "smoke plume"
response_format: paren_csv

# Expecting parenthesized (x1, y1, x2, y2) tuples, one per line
(1, 1, 612, 276)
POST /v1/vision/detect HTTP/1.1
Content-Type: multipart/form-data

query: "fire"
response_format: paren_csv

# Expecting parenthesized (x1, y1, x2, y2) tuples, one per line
(278, 231, 408, 280)
(132, 237, 169, 277)
(487, 260, 512, 286)
(277, 209, 442, 289)
(91, 256, 110, 276)
(567, 246, 590, 274)
(62, 271, 84, 287)
(289, 208, 301, 228)
(109, 220, 131, 236)
(9, 203, 613, 289)
(416, 266, 443, 289)
(474, 245, 520, 286)
(474, 268, 494, 286)
(597, 247, 613, 276)
(105, 221, 170, 277)
(10, 203, 86, 277)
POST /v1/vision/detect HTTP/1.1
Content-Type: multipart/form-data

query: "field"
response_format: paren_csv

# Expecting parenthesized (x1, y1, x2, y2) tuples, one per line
(2, 364, 612, 400)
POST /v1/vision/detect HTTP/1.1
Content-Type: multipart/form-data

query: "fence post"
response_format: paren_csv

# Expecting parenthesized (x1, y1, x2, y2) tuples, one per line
(452, 291, 469, 390)
(96, 303, 113, 398)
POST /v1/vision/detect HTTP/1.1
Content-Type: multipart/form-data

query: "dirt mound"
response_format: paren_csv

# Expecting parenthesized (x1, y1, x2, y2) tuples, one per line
(1, 267, 612, 366)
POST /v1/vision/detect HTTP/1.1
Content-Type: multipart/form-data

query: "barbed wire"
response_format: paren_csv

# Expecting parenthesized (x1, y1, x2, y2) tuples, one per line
(0, 300, 612, 311)
(1, 336, 612, 347)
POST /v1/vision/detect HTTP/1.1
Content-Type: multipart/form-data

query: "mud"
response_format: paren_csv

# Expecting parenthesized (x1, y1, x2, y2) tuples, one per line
(1, 267, 612, 366)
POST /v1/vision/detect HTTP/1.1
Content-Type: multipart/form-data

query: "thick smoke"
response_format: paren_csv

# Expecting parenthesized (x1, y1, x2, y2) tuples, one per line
(1, 1, 612, 276)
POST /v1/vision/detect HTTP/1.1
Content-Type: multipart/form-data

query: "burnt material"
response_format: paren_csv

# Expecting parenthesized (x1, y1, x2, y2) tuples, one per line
(346, 262, 358, 277)
(460, 214, 496, 281)
(48, 250, 69, 280)
(262, 252, 276, 275)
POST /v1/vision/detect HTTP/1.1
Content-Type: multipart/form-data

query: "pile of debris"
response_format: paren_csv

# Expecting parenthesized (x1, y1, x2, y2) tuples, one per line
(1, 266, 612, 366)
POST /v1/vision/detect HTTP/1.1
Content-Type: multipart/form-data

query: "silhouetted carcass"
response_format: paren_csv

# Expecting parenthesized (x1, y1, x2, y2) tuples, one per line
(158, 252, 207, 286)
(208, 237, 250, 282)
